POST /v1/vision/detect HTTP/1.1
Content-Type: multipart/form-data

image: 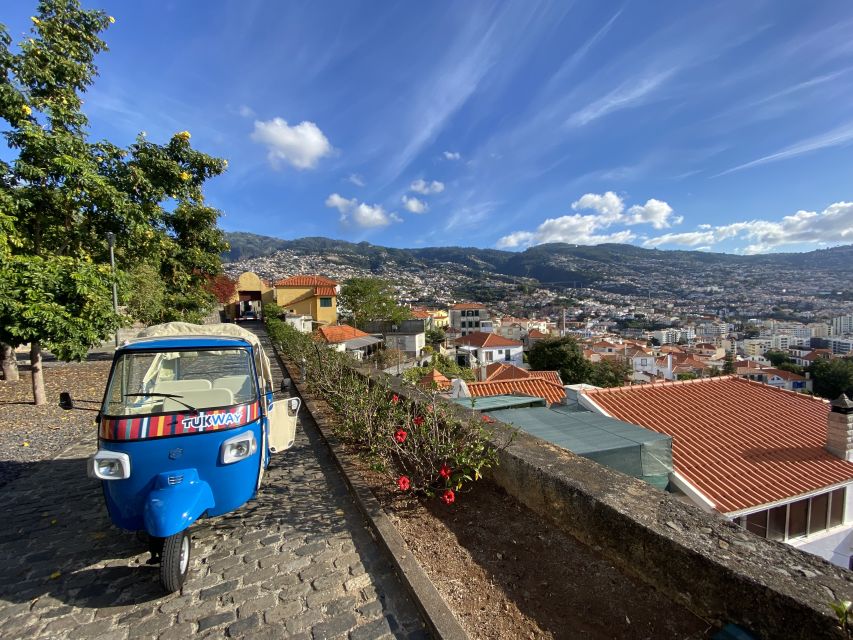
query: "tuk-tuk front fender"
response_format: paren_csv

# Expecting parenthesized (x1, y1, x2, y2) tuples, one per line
(143, 469, 214, 538)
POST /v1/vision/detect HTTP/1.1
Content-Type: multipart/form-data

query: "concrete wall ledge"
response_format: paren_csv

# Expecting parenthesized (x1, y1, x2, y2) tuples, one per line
(370, 372, 853, 640)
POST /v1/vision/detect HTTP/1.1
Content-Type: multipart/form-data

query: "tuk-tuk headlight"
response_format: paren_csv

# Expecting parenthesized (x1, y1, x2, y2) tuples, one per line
(87, 450, 131, 480)
(221, 431, 257, 464)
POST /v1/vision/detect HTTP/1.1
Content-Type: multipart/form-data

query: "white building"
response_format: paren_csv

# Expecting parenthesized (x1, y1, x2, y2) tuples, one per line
(454, 331, 524, 368)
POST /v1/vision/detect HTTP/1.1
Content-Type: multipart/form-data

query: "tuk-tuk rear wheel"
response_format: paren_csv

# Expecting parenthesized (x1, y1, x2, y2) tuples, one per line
(159, 531, 191, 593)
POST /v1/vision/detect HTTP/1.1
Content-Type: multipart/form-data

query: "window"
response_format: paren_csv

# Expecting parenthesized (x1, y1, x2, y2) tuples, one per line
(738, 489, 847, 541)
(788, 499, 808, 539)
(504, 349, 511, 361)
(746, 511, 767, 537)
(641, 358, 648, 366)
(484, 351, 494, 362)
(830, 488, 846, 527)
(319, 297, 332, 308)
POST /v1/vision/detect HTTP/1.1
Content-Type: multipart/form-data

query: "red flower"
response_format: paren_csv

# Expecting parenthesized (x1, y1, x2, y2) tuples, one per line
(397, 476, 411, 491)
(413, 415, 424, 427)
(391, 394, 400, 405)
(482, 414, 495, 424)
(394, 429, 407, 443)
(439, 464, 451, 479)
(441, 489, 455, 505)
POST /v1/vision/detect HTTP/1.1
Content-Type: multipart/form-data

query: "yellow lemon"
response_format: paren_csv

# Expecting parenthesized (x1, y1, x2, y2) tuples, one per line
(31, 17, 40, 25)
(109, 16, 115, 24)
(180, 171, 191, 181)
(21, 105, 31, 117)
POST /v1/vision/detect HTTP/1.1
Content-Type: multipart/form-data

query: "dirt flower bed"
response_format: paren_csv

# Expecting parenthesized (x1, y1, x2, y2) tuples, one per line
(358, 455, 712, 640)
(0, 362, 110, 487)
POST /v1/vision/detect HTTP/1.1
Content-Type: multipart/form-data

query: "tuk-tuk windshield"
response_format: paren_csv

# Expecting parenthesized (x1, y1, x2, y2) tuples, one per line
(103, 348, 258, 416)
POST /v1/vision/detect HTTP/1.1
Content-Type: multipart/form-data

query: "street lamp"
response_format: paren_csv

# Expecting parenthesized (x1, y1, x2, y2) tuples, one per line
(106, 232, 119, 347)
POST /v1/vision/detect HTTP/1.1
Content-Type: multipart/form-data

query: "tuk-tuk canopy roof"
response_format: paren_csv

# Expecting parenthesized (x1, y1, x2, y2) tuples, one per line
(128, 322, 274, 391)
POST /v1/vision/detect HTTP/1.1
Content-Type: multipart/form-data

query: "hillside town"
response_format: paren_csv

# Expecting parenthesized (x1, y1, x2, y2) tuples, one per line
(222, 269, 853, 573)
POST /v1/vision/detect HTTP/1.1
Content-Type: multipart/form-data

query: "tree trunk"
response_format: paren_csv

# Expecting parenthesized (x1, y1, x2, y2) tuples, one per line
(30, 341, 46, 406)
(1, 343, 19, 381)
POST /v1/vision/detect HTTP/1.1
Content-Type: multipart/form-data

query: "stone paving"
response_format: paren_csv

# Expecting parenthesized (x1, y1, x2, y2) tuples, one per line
(0, 346, 428, 639)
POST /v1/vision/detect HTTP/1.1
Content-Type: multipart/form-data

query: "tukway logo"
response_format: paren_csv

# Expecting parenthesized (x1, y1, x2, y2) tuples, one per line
(182, 407, 245, 432)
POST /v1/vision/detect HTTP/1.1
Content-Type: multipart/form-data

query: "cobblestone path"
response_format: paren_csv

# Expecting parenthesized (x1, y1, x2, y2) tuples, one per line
(0, 328, 428, 639)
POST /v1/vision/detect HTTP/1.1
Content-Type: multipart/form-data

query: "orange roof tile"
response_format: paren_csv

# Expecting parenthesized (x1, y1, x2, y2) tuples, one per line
(315, 324, 370, 344)
(314, 286, 337, 297)
(275, 275, 338, 287)
(468, 378, 566, 405)
(410, 310, 432, 319)
(483, 364, 563, 386)
(451, 303, 486, 310)
(419, 369, 451, 390)
(582, 377, 853, 513)
(527, 328, 548, 339)
(454, 332, 522, 348)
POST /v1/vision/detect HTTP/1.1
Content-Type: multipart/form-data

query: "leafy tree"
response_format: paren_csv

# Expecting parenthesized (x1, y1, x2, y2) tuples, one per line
(0, 1, 227, 403)
(124, 262, 165, 325)
(339, 277, 410, 329)
(425, 326, 446, 345)
(403, 352, 475, 384)
(588, 359, 631, 388)
(677, 372, 698, 381)
(764, 349, 792, 367)
(528, 337, 592, 385)
(723, 349, 736, 374)
(205, 273, 237, 304)
(811, 359, 853, 400)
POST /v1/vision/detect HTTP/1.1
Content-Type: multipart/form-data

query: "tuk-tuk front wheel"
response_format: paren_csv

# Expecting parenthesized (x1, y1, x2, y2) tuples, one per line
(159, 531, 191, 593)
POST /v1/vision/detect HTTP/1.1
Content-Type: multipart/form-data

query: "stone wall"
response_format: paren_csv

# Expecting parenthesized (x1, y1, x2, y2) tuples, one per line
(373, 372, 853, 640)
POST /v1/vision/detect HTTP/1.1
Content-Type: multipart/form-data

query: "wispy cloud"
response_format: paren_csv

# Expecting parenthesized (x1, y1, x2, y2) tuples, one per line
(713, 121, 853, 176)
(565, 68, 678, 128)
(326, 193, 401, 228)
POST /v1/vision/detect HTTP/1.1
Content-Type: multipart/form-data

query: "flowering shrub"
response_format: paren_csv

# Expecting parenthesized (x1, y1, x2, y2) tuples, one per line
(265, 309, 506, 503)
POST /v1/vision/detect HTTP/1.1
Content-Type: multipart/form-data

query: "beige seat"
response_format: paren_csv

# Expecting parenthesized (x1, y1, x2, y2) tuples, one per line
(152, 379, 212, 394)
(163, 388, 234, 412)
(213, 375, 251, 400)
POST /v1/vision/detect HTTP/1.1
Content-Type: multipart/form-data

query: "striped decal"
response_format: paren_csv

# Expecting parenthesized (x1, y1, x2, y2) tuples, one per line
(101, 402, 260, 441)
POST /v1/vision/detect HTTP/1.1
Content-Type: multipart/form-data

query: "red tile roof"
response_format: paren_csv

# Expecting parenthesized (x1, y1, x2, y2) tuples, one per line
(314, 286, 337, 297)
(468, 378, 566, 405)
(419, 369, 451, 390)
(582, 377, 853, 513)
(315, 324, 370, 344)
(275, 275, 338, 287)
(454, 332, 522, 348)
(410, 310, 432, 319)
(451, 303, 486, 310)
(527, 328, 548, 339)
(484, 363, 563, 386)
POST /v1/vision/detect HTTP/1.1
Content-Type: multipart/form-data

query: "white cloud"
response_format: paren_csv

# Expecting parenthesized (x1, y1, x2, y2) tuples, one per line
(348, 174, 365, 187)
(238, 105, 255, 118)
(402, 195, 428, 214)
(443, 151, 462, 160)
(626, 199, 679, 229)
(498, 191, 679, 249)
(571, 191, 625, 221)
(325, 193, 400, 228)
(410, 179, 445, 195)
(251, 117, 333, 170)
(643, 201, 853, 252)
(325, 193, 355, 214)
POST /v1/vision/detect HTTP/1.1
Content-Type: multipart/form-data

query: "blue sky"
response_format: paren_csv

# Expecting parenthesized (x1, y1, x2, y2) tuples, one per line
(5, 1, 853, 254)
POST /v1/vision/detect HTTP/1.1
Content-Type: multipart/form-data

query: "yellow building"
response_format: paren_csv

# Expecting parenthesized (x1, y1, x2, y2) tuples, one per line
(274, 275, 339, 326)
(225, 272, 274, 321)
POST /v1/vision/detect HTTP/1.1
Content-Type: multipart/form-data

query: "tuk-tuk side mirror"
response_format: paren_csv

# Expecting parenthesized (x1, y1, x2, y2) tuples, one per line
(280, 378, 291, 392)
(59, 392, 74, 410)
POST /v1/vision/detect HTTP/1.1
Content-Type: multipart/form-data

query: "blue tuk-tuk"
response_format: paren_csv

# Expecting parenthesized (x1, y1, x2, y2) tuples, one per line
(74, 323, 299, 592)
